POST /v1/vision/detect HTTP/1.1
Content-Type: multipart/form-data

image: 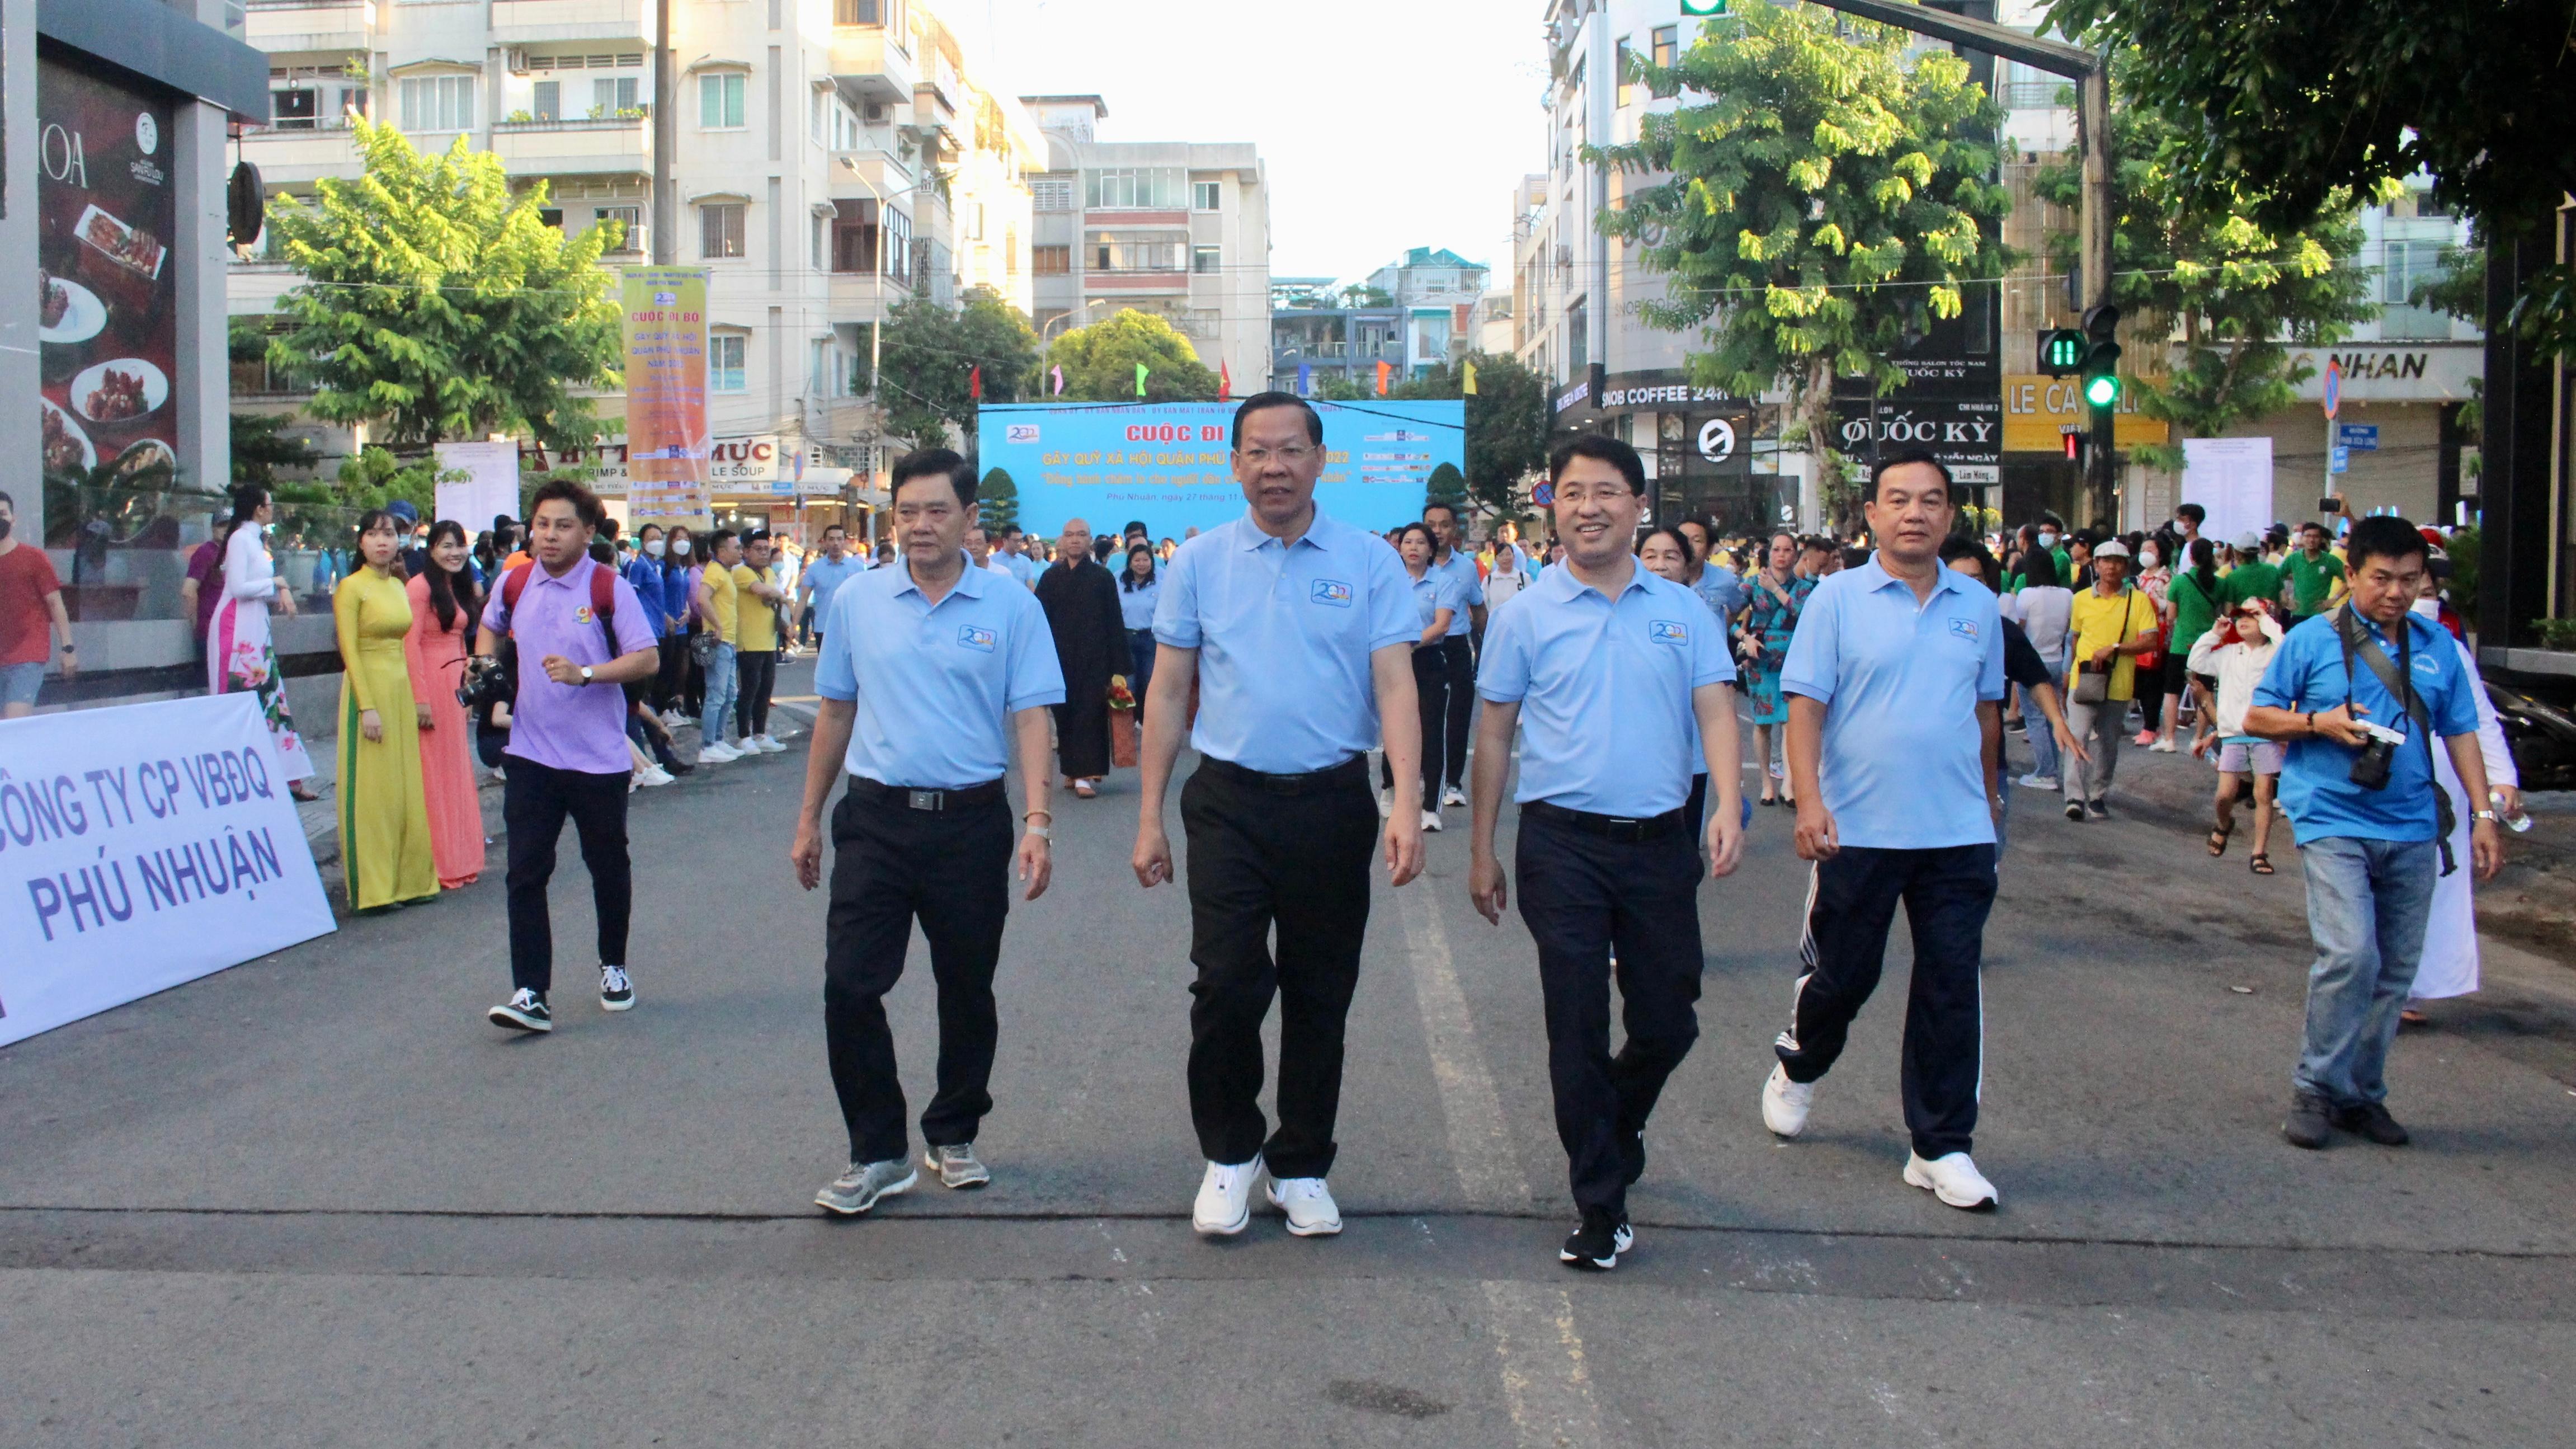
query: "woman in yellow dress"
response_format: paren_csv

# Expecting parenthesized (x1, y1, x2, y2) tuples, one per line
(335, 510, 439, 910)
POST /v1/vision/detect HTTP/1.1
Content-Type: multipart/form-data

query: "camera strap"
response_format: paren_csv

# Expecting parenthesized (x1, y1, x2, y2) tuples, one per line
(2335, 604, 2456, 876)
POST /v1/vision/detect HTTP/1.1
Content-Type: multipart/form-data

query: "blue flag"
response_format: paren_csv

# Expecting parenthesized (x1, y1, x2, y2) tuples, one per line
(1297, 363, 1312, 397)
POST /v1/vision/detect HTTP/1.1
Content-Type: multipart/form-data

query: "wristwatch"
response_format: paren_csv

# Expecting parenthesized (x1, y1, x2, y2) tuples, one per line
(2472, 809, 2499, 823)
(578, 665, 594, 684)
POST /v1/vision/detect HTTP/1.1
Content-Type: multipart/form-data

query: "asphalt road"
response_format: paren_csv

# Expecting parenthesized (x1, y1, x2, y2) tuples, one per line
(7, 658, 2576, 1447)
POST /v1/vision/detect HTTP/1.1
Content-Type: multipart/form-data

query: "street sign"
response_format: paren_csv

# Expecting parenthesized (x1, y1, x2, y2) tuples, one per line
(2321, 357, 2342, 420)
(2330, 445, 2351, 474)
(2337, 423, 2379, 451)
(1532, 481, 1556, 507)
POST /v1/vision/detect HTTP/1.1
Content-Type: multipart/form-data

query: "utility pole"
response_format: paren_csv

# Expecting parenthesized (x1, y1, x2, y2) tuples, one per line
(651, 0, 675, 265)
(1788, 0, 2114, 521)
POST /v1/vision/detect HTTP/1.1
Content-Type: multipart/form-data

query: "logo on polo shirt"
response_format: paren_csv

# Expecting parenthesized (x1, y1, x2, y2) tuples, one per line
(957, 625, 997, 652)
(1947, 618, 1979, 643)
(573, 605, 595, 624)
(2413, 654, 2439, 677)
(1649, 619, 1689, 645)
(1311, 580, 1354, 608)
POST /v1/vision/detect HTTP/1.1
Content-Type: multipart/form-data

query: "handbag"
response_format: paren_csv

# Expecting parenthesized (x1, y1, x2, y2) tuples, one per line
(2071, 664, 2110, 705)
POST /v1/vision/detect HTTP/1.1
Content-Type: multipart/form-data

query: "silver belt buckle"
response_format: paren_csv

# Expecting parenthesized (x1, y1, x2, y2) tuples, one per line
(907, 789, 941, 812)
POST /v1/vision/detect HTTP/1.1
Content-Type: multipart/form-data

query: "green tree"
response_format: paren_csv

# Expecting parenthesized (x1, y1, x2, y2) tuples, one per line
(1045, 309, 1218, 401)
(978, 467, 1020, 533)
(231, 413, 322, 489)
(265, 120, 623, 451)
(1379, 354, 1552, 519)
(856, 286, 1044, 447)
(2033, 56, 2377, 469)
(1424, 462, 1468, 512)
(1339, 285, 1393, 308)
(1591, 0, 2014, 512)
(2041, 0, 2576, 360)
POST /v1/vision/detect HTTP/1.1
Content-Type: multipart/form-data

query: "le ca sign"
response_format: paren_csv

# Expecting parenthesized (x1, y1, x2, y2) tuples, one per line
(2002, 375, 2170, 451)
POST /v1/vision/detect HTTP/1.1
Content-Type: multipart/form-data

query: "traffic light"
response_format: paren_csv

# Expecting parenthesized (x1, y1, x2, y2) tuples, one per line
(2038, 328, 2084, 376)
(2060, 429, 2083, 463)
(1680, 0, 1729, 13)
(2079, 304, 2122, 409)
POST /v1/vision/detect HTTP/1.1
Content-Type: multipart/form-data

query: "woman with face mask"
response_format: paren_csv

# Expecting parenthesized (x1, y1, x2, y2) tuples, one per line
(658, 526, 700, 725)
(2128, 533, 2176, 750)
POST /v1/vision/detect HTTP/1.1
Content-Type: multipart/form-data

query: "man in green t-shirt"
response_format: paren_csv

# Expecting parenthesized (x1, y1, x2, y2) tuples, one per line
(2282, 521, 2346, 621)
(2220, 531, 2283, 616)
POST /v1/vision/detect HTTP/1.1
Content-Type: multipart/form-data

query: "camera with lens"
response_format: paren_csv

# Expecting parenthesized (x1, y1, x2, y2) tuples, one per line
(2348, 721, 2404, 791)
(459, 651, 515, 713)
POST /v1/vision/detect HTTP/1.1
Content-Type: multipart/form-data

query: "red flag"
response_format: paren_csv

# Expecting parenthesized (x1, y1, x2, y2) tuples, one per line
(1219, 360, 1232, 401)
(969, 364, 983, 401)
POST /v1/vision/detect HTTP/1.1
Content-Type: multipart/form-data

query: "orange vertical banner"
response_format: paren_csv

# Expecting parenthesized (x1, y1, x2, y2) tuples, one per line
(622, 267, 712, 528)
(1375, 360, 1391, 397)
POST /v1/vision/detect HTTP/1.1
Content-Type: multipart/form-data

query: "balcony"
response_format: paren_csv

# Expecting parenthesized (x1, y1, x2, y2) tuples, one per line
(830, 25, 917, 106)
(245, 0, 373, 53)
(491, 0, 654, 48)
(1085, 269, 1189, 295)
(827, 149, 917, 201)
(238, 123, 362, 186)
(490, 116, 651, 178)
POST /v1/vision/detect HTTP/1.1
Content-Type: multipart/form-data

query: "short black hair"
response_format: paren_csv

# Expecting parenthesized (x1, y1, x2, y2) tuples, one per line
(2175, 502, 2206, 525)
(1390, 520, 1439, 552)
(890, 447, 977, 507)
(2021, 545, 2059, 587)
(1938, 534, 2000, 590)
(1232, 391, 1324, 450)
(743, 528, 770, 545)
(1798, 534, 1837, 556)
(2300, 520, 2329, 535)
(1422, 500, 1459, 521)
(1547, 434, 1646, 494)
(705, 528, 739, 553)
(0, 490, 13, 509)
(636, 523, 663, 539)
(529, 478, 605, 531)
(1868, 449, 1952, 503)
(2345, 515, 2429, 572)
(999, 523, 1021, 539)
(1122, 519, 1148, 538)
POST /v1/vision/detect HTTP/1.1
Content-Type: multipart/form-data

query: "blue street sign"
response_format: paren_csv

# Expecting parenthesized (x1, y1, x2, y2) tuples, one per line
(2337, 423, 2379, 451)
(2330, 445, 2351, 474)
(1532, 481, 1557, 507)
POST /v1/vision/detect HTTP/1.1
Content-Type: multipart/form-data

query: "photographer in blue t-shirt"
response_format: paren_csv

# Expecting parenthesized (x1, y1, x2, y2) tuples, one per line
(2243, 516, 2505, 1152)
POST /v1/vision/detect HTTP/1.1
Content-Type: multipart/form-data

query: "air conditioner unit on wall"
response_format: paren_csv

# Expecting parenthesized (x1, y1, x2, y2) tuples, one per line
(507, 49, 531, 76)
(864, 102, 887, 123)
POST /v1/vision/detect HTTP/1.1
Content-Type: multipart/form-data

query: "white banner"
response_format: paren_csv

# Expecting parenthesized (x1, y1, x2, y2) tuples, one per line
(2182, 436, 2275, 545)
(0, 695, 337, 1048)
(435, 440, 524, 533)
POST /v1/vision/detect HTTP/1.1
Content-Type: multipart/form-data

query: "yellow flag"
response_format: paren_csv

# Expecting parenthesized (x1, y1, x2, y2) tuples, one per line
(1461, 359, 1479, 396)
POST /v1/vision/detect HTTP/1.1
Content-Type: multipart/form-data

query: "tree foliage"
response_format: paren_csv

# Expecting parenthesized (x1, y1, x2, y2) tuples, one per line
(2041, 0, 2576, 359)
(1043, 309, 1218, 401)
(1365, 354, 1553, 519)
(1590, 0, 2015, 505)
(978, 467, 1020, 533)
(2033, 55, 2377, 468)
(856, 286, 1043, 447)
(230, 413, 322, 489)
(264, 121, 623, 451)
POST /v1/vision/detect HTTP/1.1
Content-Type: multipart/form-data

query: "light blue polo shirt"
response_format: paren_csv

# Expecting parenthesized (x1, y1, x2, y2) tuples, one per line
(1779, 559, 2006, 850)
(1692, 566, 1746, 623)
(800, 552, 864, 624)
(816, 552, 1067, 789)
(1478, 562, 1736, 818)
(1431, 549, 1485, 637)
(1155, 508, 1417, 773)
(1002, 549, 1040, 586)
(2251, 608, 2476, 845)
(1410, 567, 1467, 638)
(1117, 575, 1161, 632)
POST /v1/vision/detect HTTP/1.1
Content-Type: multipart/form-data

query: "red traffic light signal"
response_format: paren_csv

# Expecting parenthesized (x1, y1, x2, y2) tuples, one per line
(2061, 429, 2084, 463)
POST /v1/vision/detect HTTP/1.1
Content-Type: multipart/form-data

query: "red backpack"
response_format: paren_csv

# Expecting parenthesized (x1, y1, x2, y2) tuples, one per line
(498, 559, 618, 652)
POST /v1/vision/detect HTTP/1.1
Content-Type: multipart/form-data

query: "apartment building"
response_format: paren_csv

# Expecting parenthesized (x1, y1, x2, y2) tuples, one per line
(230, 0, 1041, 532)
(1367, 246, 1490, 377)
(1020, 95, 1271, 392)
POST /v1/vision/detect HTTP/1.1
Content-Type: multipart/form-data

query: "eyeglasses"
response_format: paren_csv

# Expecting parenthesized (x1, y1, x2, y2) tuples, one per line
(1237, 445, 1318, 467)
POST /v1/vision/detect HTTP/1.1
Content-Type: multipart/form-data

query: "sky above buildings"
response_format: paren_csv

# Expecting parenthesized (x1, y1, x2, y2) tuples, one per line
(957, 0, 1547, 288)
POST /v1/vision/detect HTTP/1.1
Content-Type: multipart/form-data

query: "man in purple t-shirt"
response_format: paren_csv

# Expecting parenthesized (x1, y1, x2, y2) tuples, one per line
(475, 481, 660, 1034)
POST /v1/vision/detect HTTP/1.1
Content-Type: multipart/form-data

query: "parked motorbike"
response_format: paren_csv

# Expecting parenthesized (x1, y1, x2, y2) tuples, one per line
(2488, 681, 2576, 793)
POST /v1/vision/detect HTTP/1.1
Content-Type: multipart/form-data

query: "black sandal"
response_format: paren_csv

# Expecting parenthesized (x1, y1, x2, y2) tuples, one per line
(2249, 852, 2275, 875)
(2207, 826, 2232, 857)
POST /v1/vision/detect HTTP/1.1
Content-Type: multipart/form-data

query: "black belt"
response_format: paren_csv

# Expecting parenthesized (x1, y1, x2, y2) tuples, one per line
(1523, 799, 1688, 843)
(1199, 754, 1367, 795)
(848, 776, 1007, 811)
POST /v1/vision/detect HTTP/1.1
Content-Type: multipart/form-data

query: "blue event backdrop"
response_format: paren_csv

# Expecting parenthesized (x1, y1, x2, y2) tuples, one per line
(975, 401, 1463, 540)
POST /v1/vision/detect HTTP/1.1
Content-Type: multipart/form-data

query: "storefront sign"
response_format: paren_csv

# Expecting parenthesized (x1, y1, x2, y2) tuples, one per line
(2002, 374, 2170, 451)
(1832, 395, 2002, 484)
(523, 439, 630, 495)
(1, 695, 337, 1048)
(37, 57, 180, 492)
(621, 266, 712, 526)
(2286, 345, 2480, 402)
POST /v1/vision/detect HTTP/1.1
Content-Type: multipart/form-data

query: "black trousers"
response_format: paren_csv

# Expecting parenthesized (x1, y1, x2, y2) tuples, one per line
(1518, 809, 1704, 1219)
(822, 784, 1012, 1163)
(1776, 844, 1998, 1158)
(502, 757, 632, 995)
(735, 649, 777, 738)
(1380, 645, 1447, 805)
(654, 634, 688, 714)
(1054, 695, 1111, 778)
(1182, 758, 1379, 1178)
(1439, 635, 1476, 788)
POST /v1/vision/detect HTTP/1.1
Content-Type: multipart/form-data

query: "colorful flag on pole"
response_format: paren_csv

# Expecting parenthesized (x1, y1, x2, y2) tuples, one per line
(1462, 359, 1479, 396)
(1297, 362, 1312, 397)
(1135, 363, 1149, 397)
(1375, 360, 1391, 397)
(1051, 364, 1065, 396)
(969, 364, 983, 401)
(1219, 361, 1232, 401)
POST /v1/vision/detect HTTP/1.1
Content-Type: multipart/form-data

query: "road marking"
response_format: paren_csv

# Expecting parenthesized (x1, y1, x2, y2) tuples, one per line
(1482, 1279, 1607, 1449)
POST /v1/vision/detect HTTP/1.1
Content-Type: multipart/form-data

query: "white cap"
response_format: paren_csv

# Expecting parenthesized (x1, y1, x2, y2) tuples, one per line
(2092, 539, 2131, 559)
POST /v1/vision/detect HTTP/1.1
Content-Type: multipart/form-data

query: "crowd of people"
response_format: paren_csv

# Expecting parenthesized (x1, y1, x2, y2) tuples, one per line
(77, 389, 2518, 1277)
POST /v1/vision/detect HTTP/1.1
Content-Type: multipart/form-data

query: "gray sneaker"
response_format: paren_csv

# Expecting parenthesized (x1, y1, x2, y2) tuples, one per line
(814, 1158, 917, 1216)
(925, 1142, 991, 1190)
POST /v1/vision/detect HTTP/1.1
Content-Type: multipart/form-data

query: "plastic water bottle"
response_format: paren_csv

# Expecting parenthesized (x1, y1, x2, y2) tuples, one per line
(2492, 789, 2533, 834)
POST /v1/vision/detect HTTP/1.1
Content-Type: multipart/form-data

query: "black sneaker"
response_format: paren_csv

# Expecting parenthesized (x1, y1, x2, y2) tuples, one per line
(489, 988, 552, 1033)
(1559, 1211, 1633, 1272)
(599, 965, 634, 1012)
(2085, 801, 2109, 821)
(2064, 801, 2086, 821)
(2330, 1100, 2410, 1146)
(2282, 1091, 2332, 1150)
(1619, 1128, 1646, 1188)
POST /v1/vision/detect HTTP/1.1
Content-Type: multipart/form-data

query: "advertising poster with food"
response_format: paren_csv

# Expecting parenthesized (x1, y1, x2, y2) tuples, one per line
(621, 267, 712, 528)
(37, 59, 177, 492)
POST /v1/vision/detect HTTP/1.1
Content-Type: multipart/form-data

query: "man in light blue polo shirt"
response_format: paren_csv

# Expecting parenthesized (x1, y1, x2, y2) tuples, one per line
(1423, 500, 1486, 810)
(1134, 391, 1426, 1242)
(1468, 434, 1745, 1272)
(790, 448, 1067, 1218)
(2244, 515, 2503, 1151)
(1763, 451, 2009, 1212)
(794, 523, 862, 647)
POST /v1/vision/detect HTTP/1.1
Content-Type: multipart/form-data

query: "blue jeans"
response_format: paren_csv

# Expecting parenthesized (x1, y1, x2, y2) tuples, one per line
(1127, 628, 1157, 714)
(2019, 667, 2061, 780)
(700, 642, 738, 747)
(2295, 835, 2437, 1107)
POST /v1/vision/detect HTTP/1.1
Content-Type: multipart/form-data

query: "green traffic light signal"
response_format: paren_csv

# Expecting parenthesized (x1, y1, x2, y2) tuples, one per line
(2083, 371, 2120, 408)
(2042, 331, 2083, 373)
(1680, 0, 1729, 13)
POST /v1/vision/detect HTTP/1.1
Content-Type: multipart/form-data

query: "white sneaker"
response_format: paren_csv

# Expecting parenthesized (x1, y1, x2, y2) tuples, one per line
(1420, 808, 1443, 832)
(698, 742, 741, 765)
(1265, 1175, 1343, 1236)
(637, 765, 676, 788)
(1377, 788, 1393, 819)
(1903, 1151, 1999, 1210)
(2148, 738, 2178, 754)
(659, 709, 688, 730)
(1192, 1156, 1262, 1236)
(2015, 772, 2059, 791)
(752, 733, 787, 754)
(1439, 784, 1467, 808)
(1762, 1064, 1815, 1138)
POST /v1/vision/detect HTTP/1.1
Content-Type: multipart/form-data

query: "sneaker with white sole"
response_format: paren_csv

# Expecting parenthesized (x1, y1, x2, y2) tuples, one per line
(1420, 808, 1443, 832)
(751, 733, 787, 754)
(636, 765, 676, 788)
(698, 742, 742, 765)
(660, 709, 689, 730)
(924, 1142, 991, 1189)
(1762, 1063, 1814, 1137)
(599, 965, 634, 1012)
(815, 1158, 917, 1216)
(1902, 1150, 1999, 1210)
(1440, 784, 1467, 808)
(2015, 773, 2060, 791)
(1558, 1209, 1633, 1271)
(1265, 1175, 1343, 1236)
(488, 987, 551, 1033)
(1192, 1156, 1262, 1236)
(1376, 788, 1393, 819)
